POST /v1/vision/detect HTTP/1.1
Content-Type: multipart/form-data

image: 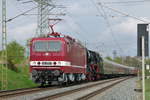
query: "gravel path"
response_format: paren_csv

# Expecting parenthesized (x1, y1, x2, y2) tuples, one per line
(90, 77, 142, 100)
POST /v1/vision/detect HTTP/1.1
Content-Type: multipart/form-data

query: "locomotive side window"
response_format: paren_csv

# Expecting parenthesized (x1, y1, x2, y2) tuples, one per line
(34, 41, 62, 52)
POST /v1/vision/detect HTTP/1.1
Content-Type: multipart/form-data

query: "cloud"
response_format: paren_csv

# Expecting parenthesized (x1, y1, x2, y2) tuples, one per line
(8, 23, 36, 46)
(113, 17, 150, 36)
(53, 16, 90, 41)
(66, 0, 97, 16)
(113, 18, 139, 35)
(94, 17, 150, 56)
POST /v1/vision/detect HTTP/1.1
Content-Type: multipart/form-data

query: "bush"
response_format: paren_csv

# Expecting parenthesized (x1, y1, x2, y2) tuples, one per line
(0, 41, 25, 72)
(7, 59, 19, 72)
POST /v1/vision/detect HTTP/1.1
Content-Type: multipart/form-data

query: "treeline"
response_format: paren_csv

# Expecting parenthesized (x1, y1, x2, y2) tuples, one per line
(105, 56, 141, 67)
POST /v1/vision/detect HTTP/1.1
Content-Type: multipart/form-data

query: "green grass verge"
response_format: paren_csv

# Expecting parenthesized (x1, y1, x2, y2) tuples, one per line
(145, 69, 150, 100)
(146, 79, 150, 100)
(0, 65, 37, 90)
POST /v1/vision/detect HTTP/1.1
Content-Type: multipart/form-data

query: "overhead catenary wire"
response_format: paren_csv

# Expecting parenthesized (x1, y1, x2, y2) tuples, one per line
(103, 0, 149, 4)
(97, 1, 150, 57)
(96, 2, 150, 57)
(88, 0, 127, 18)
(88, 0, 105, 18)
(6, 6, 38, 22)
(12, 0, 38, 22)
(63, 20, 88, 42)
(87, 0, 122, 56)
(99, 2, 125, 56)
(10, 0, 58, 23)
(98, 3, 149, 23)
(88, 42, 110, 56)
(89, 0, 125, 56)
(22, 13, 65, 16)
(66, 13, 91, 42)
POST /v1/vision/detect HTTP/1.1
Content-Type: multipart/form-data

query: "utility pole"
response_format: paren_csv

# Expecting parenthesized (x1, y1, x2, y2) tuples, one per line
(113, 50, 117, 59)
(33, 0, 65, 36)
(36, 0, 51, 36)
(142, 36, 145, 100)
(1, 0, 8, 90)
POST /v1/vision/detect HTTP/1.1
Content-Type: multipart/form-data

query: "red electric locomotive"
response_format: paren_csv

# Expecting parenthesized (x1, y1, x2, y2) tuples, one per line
(30, 32, 87, 85)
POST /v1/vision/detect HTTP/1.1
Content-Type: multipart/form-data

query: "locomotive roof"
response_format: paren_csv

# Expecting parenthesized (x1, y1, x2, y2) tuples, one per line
(31, 35, 85, 47)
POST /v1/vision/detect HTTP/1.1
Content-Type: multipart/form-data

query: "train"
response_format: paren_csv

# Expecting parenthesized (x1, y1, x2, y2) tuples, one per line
(29, 32, 137, 86)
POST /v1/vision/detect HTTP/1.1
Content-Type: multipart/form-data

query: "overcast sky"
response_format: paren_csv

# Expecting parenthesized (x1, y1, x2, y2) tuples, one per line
(1, 0, 150, 57)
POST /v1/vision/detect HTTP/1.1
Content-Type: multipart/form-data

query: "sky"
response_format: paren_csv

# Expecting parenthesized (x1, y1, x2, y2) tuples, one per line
(1, 0, 150, 57)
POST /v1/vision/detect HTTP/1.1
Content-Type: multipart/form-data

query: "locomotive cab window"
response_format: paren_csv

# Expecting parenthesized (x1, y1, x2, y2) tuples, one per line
(34, 41, 62, 52)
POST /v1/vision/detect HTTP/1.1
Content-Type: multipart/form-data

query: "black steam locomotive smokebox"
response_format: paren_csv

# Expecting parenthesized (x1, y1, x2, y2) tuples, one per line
(137, 24, 149, 57)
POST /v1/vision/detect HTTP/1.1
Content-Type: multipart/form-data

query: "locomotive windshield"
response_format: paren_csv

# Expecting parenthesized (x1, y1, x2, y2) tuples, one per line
(34, 41, 62, 52)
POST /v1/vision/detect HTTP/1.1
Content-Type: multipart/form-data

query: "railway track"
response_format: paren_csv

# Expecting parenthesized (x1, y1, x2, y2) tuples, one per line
(35, 77, 131, 100)
(0, 81, 95, 99)
(0, 77, 132, 100)
(0, 81, 89, 100)
(0, 86, 58, 99)
(77, 78, 128, 100)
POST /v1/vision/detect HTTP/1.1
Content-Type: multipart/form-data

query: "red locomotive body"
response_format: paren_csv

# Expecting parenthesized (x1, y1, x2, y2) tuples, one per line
(29, 33, 137, 86)
(30, 34, 87, 85)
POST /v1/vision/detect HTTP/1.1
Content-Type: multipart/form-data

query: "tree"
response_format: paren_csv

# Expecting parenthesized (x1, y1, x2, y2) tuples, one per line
(105, 56, 113, 61)
(6, 41, 25, 72)
(113, 57, 122, 64)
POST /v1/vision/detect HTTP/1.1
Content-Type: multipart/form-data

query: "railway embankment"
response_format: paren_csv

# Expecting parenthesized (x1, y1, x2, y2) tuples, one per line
(0, 65, 37, 90)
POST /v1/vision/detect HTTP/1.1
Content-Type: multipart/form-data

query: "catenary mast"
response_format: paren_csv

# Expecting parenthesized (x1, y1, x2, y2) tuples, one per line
(1, 0, 8, 90)
(34, 0, 53, 36)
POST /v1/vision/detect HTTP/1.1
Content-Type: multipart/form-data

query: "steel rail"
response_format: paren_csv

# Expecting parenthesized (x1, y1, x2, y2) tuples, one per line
(35, 77, 129, 100)
(0, 86, 58, 99)
(77, 77, 130, 100)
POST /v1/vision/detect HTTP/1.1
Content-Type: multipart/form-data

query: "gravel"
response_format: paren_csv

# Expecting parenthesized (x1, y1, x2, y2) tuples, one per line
(90, 77, 142, 100)
(53, 78, 125, 100)
(5, 79, 116, 100)
(4, 77, 140, 100)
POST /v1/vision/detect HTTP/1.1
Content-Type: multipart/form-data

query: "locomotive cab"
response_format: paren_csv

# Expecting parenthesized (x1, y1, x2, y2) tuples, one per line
(30, 37, 66, 85)
(30, 34, 86, 85)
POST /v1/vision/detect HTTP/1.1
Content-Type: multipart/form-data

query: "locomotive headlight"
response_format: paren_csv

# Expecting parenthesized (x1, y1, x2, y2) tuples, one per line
(33, 62, 36, 65)
(30, 61, 37, 66)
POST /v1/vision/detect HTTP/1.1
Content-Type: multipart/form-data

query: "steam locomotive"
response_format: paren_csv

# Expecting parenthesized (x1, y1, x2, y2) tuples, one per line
(29, 32, 137, 86)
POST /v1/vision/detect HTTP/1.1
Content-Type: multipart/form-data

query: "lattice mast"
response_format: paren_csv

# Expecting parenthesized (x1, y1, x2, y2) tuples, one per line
(1, 0, 8, 90)
(35, 0, 52, 36)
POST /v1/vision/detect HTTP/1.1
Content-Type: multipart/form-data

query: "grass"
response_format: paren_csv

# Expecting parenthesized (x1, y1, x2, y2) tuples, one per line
(146, 78, 150, 100)
(0, 64, 37, 90)
(135, 70, 150, 100)
(145, 69, 150, 100)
